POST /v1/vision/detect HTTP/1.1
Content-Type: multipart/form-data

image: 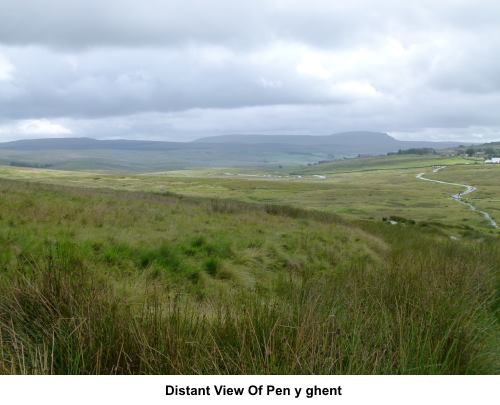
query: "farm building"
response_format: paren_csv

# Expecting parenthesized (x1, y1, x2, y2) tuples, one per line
(484, 157, 500, 164)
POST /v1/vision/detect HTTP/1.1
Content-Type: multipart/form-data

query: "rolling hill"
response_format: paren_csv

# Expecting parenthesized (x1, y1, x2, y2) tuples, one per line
(0, 132, 461, 171)
(194, 131, 460, 150)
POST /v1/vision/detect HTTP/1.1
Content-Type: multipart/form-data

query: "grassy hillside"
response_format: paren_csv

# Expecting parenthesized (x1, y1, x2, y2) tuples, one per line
(0, 147, 318, 171)
(294, 154, 473, 174)
(0, 179, 498, 374)
(424, 164, 500, 222)
(0, 154, 497, 231)
(0, 155, 498, 374)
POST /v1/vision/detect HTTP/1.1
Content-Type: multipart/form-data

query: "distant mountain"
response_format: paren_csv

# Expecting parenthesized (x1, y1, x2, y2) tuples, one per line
(194, 132, 396, 145)
(0, 137, 186, 151)
(194, 132, 461, 153)
(0, 133, 463, 171)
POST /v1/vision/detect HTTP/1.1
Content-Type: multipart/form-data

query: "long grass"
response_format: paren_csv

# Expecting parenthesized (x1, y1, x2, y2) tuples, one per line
(0, 179, 498, 374)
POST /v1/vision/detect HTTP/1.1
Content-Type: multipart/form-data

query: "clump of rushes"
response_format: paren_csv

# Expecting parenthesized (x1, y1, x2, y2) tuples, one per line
(203, 257, 219, 276)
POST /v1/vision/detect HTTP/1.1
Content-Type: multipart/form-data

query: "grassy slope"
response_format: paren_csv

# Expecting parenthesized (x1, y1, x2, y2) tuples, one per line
(293, 154, 473, 174)
(425, 164, 500, 223)
(0, 146, 329, 171)
(0, 154, 497, 231)
(0, 179, 498, 374)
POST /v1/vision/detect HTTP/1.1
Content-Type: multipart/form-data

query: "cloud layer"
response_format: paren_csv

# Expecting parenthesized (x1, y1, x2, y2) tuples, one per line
(0, 0, 499, 142)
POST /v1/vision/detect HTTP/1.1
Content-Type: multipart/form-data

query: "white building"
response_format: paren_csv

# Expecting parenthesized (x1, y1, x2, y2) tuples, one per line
(485, 157, 500, 164)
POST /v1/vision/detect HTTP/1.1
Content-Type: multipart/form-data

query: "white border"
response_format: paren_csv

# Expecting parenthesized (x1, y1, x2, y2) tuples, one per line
(0, 375, 498, 404)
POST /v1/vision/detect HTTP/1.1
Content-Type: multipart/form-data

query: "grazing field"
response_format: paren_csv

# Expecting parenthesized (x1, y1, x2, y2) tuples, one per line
(293, 154, 473, 174)
(423, 164, 500, 226)
(0, 154, 498, 374)
(0, 154, 497, 231)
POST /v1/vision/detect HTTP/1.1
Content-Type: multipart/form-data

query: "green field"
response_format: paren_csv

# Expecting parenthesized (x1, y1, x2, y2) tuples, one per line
(0, 154, 498, 374)
(0, 154, 497, 232)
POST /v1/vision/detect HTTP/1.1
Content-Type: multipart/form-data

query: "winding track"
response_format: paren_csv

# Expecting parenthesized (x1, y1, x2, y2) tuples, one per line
(416, 168, 498, 229)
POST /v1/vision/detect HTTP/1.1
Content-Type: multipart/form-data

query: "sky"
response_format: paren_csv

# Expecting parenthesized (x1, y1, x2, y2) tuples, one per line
(0, 0, 499, 143)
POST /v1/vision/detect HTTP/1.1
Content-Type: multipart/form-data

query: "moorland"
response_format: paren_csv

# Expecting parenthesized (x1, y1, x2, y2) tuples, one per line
(0, 145, 498, 374)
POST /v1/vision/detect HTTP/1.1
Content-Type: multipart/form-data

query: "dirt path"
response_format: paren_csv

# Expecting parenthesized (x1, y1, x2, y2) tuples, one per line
(416, 168, 497, 229)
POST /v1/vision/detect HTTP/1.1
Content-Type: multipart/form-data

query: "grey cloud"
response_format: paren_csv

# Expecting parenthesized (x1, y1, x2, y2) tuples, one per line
(0, 0, 289, 49)
(0, 45, 351, 119)
(1, 1, 500, 142)
(1, 0, 498, 50)
(428, 32, 500, 94)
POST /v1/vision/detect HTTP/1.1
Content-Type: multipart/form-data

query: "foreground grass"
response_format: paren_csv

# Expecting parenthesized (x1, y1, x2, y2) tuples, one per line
(0, 179, 498, 374)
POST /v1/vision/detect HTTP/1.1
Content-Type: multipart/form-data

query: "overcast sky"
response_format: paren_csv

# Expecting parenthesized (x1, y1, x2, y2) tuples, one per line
(0, 0, 499, 142)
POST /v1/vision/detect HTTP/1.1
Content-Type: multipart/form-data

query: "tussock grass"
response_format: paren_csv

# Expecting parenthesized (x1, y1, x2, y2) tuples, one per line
(0, 179, 498, 374)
